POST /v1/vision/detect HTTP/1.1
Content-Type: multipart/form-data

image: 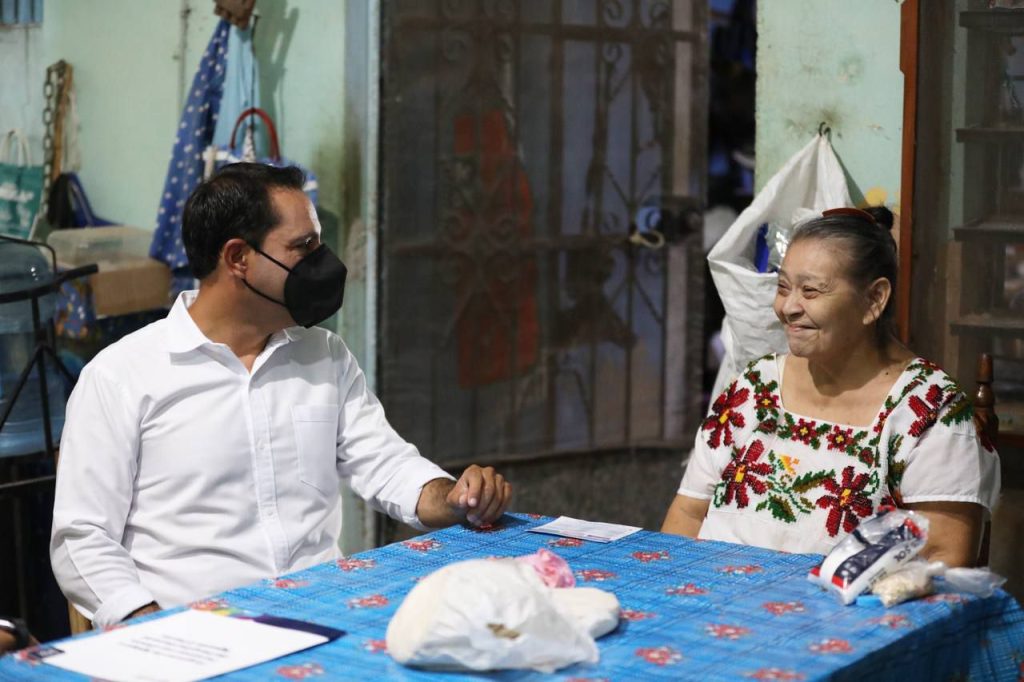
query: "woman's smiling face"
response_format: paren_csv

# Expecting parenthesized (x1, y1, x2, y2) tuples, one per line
(774, 238, 874, 360)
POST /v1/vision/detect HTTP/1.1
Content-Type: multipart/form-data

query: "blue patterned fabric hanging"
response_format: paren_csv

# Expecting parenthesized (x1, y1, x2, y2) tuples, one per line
(149, 20, 230, 296)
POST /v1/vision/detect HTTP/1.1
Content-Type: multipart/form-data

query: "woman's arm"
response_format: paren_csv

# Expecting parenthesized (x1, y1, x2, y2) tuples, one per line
(661, 494, 711, 537)
(903, 501, 984, 568)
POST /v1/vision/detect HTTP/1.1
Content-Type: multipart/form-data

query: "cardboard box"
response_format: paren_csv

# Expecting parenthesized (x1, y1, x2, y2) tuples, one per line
(48, 227, 173, 317)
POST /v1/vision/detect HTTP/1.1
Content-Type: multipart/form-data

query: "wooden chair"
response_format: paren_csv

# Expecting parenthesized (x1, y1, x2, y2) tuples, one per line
(973, 353, 997, 568)
(68, 603, 91, 635)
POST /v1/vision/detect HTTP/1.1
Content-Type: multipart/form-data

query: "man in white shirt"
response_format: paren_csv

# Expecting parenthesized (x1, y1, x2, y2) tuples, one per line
(51, 163, 512, 628)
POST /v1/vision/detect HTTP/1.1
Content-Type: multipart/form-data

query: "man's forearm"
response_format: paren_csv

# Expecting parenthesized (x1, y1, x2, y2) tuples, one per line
(415, 478, 461, 528)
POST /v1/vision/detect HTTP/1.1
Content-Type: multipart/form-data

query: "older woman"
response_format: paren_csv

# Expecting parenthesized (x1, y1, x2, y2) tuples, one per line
(662, 207, 1000, 568)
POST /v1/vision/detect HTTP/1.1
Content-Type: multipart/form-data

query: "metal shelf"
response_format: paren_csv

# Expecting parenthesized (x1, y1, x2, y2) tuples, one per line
(953, 216, 1024, 241)
(956, 126, 1024, 142)
(951, 313, 1024, 334)
(960, 9, 1024, 34)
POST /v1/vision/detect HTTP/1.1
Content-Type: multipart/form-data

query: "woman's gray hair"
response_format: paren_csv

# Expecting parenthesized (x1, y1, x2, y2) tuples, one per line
(790, 206, 897, 347)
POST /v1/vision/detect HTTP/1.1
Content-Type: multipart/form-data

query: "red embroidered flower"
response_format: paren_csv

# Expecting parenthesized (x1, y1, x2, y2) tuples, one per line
(826, 426, 854, 452)
(809, 638, 853, 654)
(271, 578, 306, 589)
(908, 384, 945, 437)
(666, 583, 708, 596)
(470, 523, 502, 533)
(632, 550, 670, 563)
(858, 448, 876, 466)
(792, 418, 818, 444)
(363, 639, 388, 654)
(576, 569, 616, 582)
(719, 565, 763, 576)
(755, 388, 778, 410)
(706, 623, 750, 640)
(277, 663, 325, 680)
(870, 614, 910, 629)
(347, 594, 389, 609)
(703, 381, 749, 448)
(621, 609, 656, 621)
(721, 440, 772, 508)
(636, 645, 682, 666)
(747, 669, 806, 681)
(337, 558, 376, 572)
(762, 601, 805, 616)
(816, 465, 873, 536)
(550, 537, 584, 548)
(402, 538, 442, 553)
(525, 513, 545, 519)
(190, 599, 228, 611)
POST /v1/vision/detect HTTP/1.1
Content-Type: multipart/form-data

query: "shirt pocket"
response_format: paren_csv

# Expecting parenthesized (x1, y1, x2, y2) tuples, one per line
(291, 404, 340, 496)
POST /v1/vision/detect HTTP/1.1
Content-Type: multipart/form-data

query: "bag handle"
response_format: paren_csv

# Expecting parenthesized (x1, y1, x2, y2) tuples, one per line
(229, 107, 281, 161)
(0, 129, 31, 166)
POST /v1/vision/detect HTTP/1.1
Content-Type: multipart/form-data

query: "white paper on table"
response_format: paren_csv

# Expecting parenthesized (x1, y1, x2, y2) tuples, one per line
(43, 609, 329, 682)
(527, 516, 641, 543)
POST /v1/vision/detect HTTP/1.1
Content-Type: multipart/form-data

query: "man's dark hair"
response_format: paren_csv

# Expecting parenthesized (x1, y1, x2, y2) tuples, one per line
(182, 163, 305, 279)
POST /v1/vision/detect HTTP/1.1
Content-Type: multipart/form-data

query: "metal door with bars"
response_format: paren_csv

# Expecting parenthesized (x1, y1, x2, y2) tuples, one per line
(379, 0, 707, 466)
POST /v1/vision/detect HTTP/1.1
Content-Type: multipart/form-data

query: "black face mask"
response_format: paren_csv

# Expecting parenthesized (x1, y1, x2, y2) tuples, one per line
(243, 243, 347, 328)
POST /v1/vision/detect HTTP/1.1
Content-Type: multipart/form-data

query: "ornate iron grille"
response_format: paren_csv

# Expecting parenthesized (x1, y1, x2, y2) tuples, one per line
(379, 0, 707, 465)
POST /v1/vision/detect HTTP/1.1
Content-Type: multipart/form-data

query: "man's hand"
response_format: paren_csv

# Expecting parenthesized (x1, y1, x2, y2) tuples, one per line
(0, 629, 16, 655)
(416, 466, 512, 528)
(124, 602, 161, 622)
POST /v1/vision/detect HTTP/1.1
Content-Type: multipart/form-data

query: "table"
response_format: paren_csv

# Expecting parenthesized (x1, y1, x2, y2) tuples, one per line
(3, 513, 1023, 680)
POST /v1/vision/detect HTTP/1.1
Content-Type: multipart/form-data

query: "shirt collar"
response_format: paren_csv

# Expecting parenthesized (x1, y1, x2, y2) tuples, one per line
(165, 290, 301, 355)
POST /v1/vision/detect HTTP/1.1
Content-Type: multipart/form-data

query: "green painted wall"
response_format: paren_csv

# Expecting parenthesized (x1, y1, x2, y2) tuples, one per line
(37, 0, 346, 239)
(755, 0, 904, 209)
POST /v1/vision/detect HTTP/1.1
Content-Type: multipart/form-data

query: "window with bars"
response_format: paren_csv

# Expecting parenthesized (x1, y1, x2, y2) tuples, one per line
(378, 0, 708, 466)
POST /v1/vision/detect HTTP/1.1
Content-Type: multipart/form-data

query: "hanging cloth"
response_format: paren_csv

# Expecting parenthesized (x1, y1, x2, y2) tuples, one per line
(149, 20, 230, 294)
(212, 22, 261, 147)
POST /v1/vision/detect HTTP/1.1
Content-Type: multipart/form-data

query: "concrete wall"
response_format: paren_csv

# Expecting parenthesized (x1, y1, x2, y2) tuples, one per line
(755, 0, 904, 208)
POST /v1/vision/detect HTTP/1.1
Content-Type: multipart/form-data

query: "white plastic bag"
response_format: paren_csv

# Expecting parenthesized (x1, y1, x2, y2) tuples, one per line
(386, 557, 620, 673)
(708, 133, 851, 398)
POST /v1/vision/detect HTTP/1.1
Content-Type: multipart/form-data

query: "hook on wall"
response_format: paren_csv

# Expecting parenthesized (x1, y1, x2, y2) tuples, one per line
(818, 121, 832, 138)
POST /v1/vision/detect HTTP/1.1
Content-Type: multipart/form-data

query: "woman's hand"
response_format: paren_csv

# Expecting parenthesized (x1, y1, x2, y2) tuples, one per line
(904, 501, 985, 568)
(661, 494, 710, 537)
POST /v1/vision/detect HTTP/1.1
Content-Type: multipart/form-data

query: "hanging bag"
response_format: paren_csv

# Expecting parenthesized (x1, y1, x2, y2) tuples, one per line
(707, 131, 851, 398)
(202, 107, 319, 204)
(0, 130, 45, 239)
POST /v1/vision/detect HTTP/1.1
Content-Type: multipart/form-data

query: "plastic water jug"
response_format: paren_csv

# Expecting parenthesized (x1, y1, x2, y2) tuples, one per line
(0, 240, 65, 457)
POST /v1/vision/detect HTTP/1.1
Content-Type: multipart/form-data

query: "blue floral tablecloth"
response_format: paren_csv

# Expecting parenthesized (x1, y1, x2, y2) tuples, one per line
(4, 513, 1023, 680)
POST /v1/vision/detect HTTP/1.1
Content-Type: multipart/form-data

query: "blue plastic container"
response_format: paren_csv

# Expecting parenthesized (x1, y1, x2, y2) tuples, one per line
(0, 240, 65, 457)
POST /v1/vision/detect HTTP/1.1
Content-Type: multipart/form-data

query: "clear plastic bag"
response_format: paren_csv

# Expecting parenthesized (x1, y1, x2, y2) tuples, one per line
(869, 560, 1007, 607)
(808, 508, 929, 605)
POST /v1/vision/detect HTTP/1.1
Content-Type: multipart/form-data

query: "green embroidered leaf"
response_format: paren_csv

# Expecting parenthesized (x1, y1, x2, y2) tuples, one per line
(755, 499, 768, 512)
(791, 469, 835, 493)
(766, 495, 797, 523)
(887, 460, 907, 491)
(940, 394, 973, 427)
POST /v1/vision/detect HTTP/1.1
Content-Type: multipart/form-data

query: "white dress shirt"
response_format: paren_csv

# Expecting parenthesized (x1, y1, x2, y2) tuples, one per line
(51, 291, 453, 627)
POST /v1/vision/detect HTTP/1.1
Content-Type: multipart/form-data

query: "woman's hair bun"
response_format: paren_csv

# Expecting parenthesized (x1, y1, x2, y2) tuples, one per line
(864, 205, 895, 232)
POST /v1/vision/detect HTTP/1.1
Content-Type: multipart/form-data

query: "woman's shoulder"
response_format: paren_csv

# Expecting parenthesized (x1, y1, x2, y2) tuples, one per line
(886, 356, 975, 434)
(899, 357, 965, 396)
(739, 353, 782, 382)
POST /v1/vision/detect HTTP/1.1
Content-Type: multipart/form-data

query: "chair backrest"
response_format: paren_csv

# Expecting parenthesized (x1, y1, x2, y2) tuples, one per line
(972, 353, 996, 568)
(973, 352, 998, 450)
